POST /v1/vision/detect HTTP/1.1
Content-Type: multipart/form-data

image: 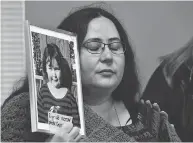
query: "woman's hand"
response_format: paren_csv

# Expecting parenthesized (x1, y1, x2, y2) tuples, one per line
(139, 99, 179, 141)
(140, 100, 174, 129)
(47, 122, 83, 142)
(139, 99, 161, 137)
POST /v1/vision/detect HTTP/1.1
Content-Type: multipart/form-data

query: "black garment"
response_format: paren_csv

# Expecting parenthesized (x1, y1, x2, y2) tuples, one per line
(142, 64, 193, 142)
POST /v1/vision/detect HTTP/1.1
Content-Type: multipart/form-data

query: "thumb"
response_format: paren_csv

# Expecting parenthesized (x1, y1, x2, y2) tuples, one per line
(52, 122, 73, 136)
(61, 122, 73, 133)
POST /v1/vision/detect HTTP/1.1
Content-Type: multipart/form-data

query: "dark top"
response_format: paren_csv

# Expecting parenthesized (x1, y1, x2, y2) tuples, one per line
(37, 83, 80, 127)
(1, 92, 181, 142)
(142, 64, 193, 141)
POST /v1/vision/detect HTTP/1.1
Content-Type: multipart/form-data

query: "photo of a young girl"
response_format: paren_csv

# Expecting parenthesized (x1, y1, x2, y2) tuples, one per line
(37, 43, 80, 128)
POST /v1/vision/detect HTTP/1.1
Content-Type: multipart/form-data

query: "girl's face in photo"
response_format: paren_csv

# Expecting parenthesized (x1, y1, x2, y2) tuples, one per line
(46, 58, 61, 88)
(80, 16, 125, 91)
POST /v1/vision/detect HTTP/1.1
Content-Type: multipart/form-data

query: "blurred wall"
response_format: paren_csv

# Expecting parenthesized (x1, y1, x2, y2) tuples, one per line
(1, 1, 25, 105)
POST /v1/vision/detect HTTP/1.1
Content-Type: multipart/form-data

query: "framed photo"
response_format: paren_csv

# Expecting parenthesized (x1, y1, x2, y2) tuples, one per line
(25, 21, 85, 135)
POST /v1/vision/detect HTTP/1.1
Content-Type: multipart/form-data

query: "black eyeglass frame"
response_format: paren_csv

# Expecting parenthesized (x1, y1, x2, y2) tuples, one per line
(82, 41, 126, 54)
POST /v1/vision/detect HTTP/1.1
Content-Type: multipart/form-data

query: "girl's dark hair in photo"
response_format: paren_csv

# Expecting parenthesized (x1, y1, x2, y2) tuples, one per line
(58, 7, 140, 122)
(42, 43, 72, 89)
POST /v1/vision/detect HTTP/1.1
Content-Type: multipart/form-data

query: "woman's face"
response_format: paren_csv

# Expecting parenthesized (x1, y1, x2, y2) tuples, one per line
(46, 58, 61, 88)
(80, 16, 125, 91)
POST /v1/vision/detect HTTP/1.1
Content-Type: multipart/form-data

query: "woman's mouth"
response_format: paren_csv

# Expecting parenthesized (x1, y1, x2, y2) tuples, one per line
(98, 69, 115, 76)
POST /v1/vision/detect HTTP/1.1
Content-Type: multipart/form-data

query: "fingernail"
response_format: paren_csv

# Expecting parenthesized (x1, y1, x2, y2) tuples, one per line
(145, 100, 150, 103)
(153, 103, 158, 106)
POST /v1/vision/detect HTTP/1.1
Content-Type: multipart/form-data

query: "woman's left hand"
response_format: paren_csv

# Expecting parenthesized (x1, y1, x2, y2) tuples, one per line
(139, 99, 161, 137)
(139, 99, 179, 141)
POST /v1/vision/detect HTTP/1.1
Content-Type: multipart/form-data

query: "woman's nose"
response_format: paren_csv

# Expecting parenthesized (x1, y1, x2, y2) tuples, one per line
(100, 46, 113, 63)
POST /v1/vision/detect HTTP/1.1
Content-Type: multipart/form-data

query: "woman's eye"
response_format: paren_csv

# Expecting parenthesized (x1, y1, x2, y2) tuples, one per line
(85, 42, 101, 51)
(110, 42, 122, 51)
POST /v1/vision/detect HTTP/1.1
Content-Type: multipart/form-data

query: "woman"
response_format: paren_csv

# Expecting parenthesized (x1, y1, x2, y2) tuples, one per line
(1, 6, 180, 142)
(142, 37, 193, 141)
(37, 43, 80, 128)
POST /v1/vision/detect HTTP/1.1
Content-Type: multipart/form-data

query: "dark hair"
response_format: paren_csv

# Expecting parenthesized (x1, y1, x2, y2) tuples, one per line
(58, 7, 140, 121)
(160, 37, 193, 87)
(42, 43, 72, 89)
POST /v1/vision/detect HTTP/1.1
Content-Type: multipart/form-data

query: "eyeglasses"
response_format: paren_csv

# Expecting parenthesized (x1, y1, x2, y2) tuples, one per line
(82, 41, 126, 54)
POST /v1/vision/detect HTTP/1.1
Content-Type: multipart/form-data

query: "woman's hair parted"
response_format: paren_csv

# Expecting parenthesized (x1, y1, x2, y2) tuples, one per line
(57, 6, 140, 121)
(42, 43, 72, 89)
(160, 37, 193, 83)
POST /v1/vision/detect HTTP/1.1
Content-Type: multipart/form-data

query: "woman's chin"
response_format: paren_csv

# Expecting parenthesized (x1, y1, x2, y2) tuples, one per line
(94, 81, 119, 90)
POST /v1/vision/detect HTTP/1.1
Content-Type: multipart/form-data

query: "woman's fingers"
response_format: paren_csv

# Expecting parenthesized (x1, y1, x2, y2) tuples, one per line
(141, 99, 160, 111)
(68, 127, 80, 141)
(170, 124, 175, 128)
(145, 100, 152, 120)
(54, 122, 73, 139)
(145, 100, 152, 108)
(160, 110, 168, 120)
(160, 111, 175, 129)
(74, 134, 85, 142)
(152, 103, 161, 112)
(138, 99, 153, 123)
(48, 123, 82, 142)
(140, 99, 145, 105)
(142, 100, 161, 116)
(140, 100, 176, 139)
(62, 122, 73, 133)
(141, 100, 161, 137)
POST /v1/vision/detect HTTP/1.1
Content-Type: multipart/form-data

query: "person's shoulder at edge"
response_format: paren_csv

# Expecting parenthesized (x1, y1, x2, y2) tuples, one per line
(2, 92, 30, 110)
(1, 92, 50, 142)
(2, 92, 30, 141)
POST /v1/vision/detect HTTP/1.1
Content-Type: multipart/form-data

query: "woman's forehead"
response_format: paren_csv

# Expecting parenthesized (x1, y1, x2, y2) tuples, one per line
(84, 16, 120, 42)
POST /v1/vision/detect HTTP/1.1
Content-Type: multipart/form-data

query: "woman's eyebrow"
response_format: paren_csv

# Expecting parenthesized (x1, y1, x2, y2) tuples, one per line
(85, 38, 102, 42)
(108, 37, 121, 42)
(84, 37, 120, 43)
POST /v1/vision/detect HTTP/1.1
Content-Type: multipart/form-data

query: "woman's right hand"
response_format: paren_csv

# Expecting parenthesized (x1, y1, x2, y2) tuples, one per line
(47, 122, 83, 142)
